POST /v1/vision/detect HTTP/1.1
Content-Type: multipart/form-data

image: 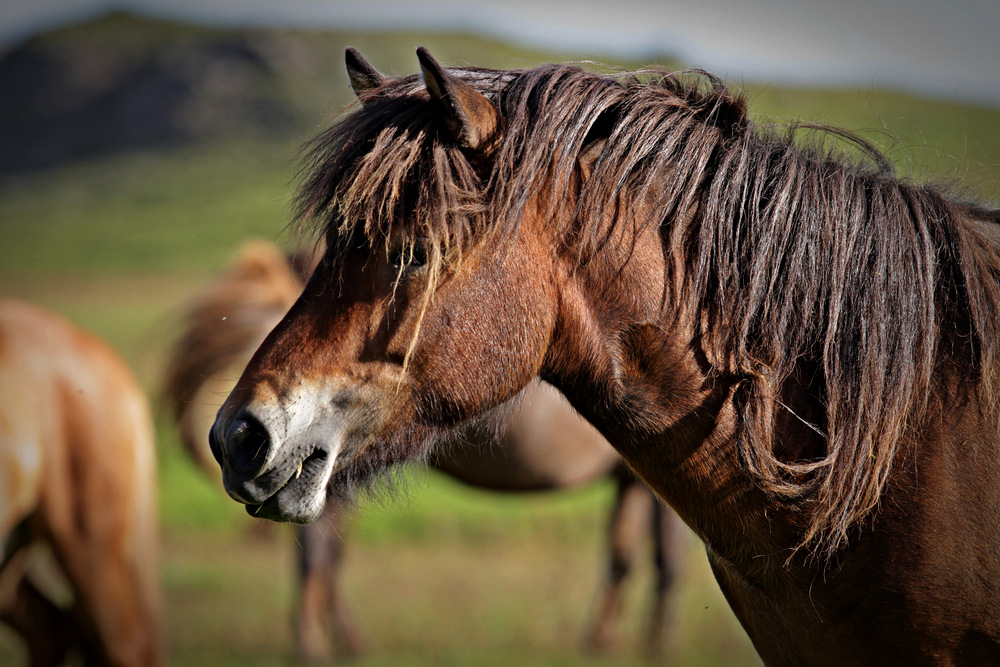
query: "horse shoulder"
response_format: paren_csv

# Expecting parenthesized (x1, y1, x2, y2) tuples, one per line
(890, 395, 1000, 638)
(778, 393, 1000, 663)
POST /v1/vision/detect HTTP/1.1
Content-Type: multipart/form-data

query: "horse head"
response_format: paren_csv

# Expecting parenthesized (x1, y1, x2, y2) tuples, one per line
(209, 48, 609, 522)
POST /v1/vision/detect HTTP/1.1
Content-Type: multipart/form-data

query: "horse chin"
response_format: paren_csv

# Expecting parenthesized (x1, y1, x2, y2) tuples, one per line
(242, 448, 334, 524)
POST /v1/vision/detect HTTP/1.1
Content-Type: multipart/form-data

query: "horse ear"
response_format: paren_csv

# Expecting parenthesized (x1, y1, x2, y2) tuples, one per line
(577, 138, 606, 182)
(577, 110, 615, 181)
(345, 47, 388, 102)
(416, 46, 499, 152)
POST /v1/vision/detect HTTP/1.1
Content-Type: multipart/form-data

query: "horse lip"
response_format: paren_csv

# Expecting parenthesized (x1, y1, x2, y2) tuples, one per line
(222, 467, 283, 505)
(236, 448, 331, 522)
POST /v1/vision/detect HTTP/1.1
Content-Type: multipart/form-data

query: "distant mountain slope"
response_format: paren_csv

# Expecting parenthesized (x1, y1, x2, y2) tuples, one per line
(0, 13, 327, 172)
(0, 11, 593, 174)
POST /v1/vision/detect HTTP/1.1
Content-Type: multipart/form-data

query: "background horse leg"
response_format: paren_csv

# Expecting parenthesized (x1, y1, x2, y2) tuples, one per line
(1, 580, 78, 667)
(584, 466, 653, 653)
(0, 547, 78, 667)
(40, 397, 161, 666)
(46, 529, 160, 667)
(295, 498, 364, 663)
(646, 499, 684, 656)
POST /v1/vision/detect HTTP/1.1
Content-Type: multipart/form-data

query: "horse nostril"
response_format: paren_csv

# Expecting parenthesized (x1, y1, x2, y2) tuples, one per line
(223, 413, 271, 478)
(208, 422, 225, 466)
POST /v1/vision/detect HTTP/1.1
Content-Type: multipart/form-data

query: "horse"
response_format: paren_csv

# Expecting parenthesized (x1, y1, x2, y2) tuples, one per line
(0, 298, 161, 666)
(165, 239, 684, 662)
(209, 46, 1000, 665)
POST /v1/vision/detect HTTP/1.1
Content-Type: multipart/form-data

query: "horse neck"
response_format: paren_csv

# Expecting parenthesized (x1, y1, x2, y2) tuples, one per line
(540, 218, 802, 567)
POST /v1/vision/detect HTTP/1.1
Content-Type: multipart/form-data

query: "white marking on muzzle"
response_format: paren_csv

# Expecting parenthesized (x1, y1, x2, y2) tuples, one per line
(240, 380, 358, 514)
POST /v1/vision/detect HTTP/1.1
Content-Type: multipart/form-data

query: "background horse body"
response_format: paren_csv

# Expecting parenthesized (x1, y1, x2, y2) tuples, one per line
(211, 48, 1000, 665)
(0, 298, 161, 666)
(166, 241, 682, 662)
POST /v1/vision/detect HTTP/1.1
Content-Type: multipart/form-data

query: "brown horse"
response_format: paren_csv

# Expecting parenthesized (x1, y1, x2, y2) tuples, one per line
(211, 47, 1000, 665)
(165, 240, 683, 661)
(0, 299, 161, 666)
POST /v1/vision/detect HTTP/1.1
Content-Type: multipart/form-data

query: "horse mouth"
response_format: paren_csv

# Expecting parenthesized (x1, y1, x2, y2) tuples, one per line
(243, 448, 332, 523)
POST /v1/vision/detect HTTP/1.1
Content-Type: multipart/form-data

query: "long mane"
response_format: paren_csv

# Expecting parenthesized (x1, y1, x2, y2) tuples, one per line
(296, 61, 1000, 557)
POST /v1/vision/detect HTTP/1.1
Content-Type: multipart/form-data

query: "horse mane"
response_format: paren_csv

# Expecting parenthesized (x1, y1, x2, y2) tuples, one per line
(295, 61, 1000, 558)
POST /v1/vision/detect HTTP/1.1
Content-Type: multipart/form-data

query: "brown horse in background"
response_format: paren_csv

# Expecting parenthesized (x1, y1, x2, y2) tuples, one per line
(165, 241, 683, 662)
(0, 299, 161, 666)
(212, 48, 1000, 664)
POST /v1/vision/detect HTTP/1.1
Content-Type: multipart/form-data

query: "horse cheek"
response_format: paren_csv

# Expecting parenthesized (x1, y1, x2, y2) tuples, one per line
(421, 259, 553, 419)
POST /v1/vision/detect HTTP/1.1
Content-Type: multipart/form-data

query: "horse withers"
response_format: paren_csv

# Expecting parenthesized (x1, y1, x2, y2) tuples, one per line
(0, 299, 161, 666)
(212, 48, 1000, 665)
(166, 241, 682, 661)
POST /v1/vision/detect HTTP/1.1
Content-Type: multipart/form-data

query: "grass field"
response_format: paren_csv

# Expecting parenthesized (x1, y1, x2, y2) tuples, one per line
(1, 23, 999, 667)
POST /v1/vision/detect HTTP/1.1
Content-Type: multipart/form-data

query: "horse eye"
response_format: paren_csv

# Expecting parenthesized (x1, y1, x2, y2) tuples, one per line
(411, 243, 428, 267)
(388, 242, 428, 269)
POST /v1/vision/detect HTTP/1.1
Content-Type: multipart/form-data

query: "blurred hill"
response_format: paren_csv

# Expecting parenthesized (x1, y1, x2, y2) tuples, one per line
(0, 13, 346, 172)
(0, 11, 620, 175)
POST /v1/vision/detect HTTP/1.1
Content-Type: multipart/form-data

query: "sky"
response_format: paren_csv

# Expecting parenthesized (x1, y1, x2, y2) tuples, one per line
(3, 0, 999, 107)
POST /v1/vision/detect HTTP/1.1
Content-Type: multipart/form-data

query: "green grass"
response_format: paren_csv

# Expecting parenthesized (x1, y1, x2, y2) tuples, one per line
(1, 23, 999, 667)
(747, 85, 1000, 198)
(0, 138, 301, 277)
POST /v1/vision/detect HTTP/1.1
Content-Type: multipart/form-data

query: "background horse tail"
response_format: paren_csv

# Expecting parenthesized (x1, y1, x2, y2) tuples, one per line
(163, 240, 317, 471)
(0, 298, 162, 666)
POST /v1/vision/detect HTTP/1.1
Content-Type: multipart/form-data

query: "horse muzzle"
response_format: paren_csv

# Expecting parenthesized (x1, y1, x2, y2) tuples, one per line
(209, 404, 341, 524)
